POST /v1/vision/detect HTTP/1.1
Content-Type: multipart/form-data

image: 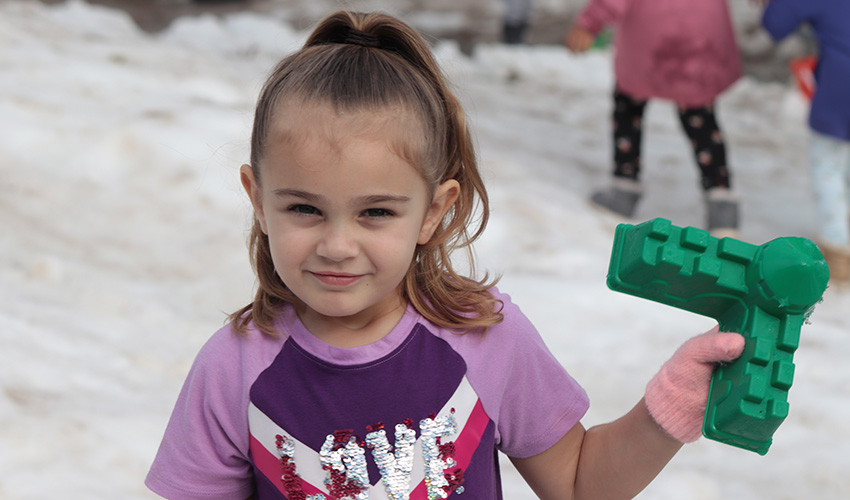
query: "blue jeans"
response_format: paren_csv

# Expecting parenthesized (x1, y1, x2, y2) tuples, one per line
(810, 131, 850, 246)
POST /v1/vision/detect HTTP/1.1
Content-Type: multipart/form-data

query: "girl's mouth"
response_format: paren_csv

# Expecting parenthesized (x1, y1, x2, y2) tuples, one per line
(310, 272, 363, 287)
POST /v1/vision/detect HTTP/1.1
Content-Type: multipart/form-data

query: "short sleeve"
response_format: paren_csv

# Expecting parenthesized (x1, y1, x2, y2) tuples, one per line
(445, 290, 590, 459)
(494, 297, 589, 457)
(145, 326, 259, 500)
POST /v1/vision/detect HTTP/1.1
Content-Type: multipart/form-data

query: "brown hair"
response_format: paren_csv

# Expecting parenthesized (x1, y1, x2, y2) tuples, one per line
(229, 11, 502, 336)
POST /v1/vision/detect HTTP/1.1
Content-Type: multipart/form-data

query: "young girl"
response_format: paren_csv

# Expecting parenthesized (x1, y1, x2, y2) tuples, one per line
(761, 0, 850, 284)
(146, 10, 744, 500)
(565, 0, 743, 237)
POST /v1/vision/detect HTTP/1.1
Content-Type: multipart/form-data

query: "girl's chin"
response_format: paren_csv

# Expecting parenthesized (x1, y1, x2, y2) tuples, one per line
(298, 297, 406, 326)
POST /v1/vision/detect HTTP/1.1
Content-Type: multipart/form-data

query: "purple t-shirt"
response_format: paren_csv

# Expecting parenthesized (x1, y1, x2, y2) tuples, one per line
(145, 289, 589, 500)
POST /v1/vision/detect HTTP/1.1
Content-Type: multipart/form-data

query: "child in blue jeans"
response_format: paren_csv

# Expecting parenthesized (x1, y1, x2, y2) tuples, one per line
(762, 0, 850, 283)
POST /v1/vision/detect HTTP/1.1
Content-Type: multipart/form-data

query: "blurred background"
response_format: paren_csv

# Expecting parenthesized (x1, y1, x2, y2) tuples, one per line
(2, 1, 845, 500)
(42, 0, 815, 79)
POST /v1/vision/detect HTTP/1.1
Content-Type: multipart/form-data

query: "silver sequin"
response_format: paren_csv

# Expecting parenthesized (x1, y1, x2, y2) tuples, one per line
(319, 434, 369, 500)
(277, 434, 328, 500)
(420, 410, 459, 499)
(276, 434, 295, 459)
(366, 424, 416, 500)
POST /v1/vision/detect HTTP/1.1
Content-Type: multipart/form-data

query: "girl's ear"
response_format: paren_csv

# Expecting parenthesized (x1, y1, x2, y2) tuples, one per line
(240, 164, 269, 234)
(418, 179, 460, 245)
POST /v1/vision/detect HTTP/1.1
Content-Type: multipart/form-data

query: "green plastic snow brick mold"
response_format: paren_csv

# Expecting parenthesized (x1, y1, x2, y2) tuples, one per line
(607, 218, 829, 455)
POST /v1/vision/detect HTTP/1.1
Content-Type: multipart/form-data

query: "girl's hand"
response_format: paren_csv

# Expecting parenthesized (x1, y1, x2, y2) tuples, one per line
(565, 25, 595, 53)
(644, 326, 745, 442)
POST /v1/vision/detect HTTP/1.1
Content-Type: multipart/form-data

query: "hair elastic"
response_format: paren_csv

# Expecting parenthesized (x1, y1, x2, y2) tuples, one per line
(343, 28, 380, 48)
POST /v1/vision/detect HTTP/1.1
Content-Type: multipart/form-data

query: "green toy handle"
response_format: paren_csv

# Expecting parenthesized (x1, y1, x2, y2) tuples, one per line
(607, 218, 829, 454)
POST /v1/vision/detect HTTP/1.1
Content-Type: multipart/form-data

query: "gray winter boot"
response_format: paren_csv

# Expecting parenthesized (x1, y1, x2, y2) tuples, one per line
(705, 187, 739, 238)
(590, 177, 643, 218)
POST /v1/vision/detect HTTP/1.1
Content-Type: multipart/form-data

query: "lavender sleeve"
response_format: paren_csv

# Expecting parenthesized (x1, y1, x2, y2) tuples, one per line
(145, 325, 280, 500)
(443, 290, 590, 458)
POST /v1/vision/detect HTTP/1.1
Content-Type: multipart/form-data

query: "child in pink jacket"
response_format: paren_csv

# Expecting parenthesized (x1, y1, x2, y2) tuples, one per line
(566, 0, 743, 236)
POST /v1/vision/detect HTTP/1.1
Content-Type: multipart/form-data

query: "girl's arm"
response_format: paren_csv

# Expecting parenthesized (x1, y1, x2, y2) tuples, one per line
(565, 0, 629, 54)
(762, 0, 811, 41)
(573, 0, 631, 35)
(511, 400, 681, 500)
(511, 328, 744, 499)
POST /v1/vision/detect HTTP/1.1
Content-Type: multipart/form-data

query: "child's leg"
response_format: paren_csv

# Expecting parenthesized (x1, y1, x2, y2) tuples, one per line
(613, 88, 648, 181)
(502, 0, 533, 44)
(589, 88, 647, 217)
(677, 104, 730, 190)
(809, 131, 850, 283)
(677, 104, 738, 235)
(810, 131, 850, 246)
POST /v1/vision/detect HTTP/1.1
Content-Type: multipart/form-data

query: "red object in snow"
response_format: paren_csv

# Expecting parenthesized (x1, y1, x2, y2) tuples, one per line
(790, 56, 817, 101)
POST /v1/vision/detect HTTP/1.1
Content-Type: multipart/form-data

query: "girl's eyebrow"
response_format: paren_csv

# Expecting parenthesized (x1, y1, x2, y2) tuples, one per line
(358, 194, 411, 205)
(273, 188, 322, 202)
(272, 189, 410, 205)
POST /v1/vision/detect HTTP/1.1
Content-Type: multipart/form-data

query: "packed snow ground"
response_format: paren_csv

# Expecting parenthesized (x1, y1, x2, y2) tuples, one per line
(0, 1, 848, 499)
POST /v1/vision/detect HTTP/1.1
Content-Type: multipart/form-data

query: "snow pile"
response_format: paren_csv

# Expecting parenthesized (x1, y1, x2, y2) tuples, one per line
(0, 1, 846, 499)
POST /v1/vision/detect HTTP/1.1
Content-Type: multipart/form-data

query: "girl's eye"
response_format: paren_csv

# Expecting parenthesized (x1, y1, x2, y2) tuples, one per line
(289, 204, 320, 216)
(363, 208, 394, 218)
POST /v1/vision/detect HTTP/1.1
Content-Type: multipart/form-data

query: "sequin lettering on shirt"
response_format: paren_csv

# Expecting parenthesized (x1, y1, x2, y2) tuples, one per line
(420, 410, 464, 499)
(319, 430, 369, 500)
(365, 420, 416, 500)
(276, 434, 323, 500)
(273, 408, 466, 500)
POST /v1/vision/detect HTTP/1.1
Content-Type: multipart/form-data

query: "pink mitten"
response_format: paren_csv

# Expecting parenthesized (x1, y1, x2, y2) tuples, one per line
(645, 326, 746, 442)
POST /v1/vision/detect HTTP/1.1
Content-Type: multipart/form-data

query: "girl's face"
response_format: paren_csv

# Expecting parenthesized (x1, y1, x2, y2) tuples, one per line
(241, 104, 458, 341)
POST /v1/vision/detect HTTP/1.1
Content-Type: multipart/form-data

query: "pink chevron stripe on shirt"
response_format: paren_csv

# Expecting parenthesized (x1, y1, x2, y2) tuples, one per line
(248, 377, 491, 499)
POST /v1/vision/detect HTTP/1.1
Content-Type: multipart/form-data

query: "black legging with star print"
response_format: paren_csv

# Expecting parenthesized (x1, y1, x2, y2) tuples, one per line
(611, 87, 732, 191)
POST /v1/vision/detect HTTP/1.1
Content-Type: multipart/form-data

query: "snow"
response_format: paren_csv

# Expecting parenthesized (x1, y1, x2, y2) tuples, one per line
(1, 1, 847, 499)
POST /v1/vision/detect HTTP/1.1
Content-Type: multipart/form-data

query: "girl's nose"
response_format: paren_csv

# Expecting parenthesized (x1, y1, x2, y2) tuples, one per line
(316, 223, 359, 262)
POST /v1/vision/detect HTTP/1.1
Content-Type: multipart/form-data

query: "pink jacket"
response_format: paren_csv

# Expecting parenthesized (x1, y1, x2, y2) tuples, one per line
(576, 0, 742, 107)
